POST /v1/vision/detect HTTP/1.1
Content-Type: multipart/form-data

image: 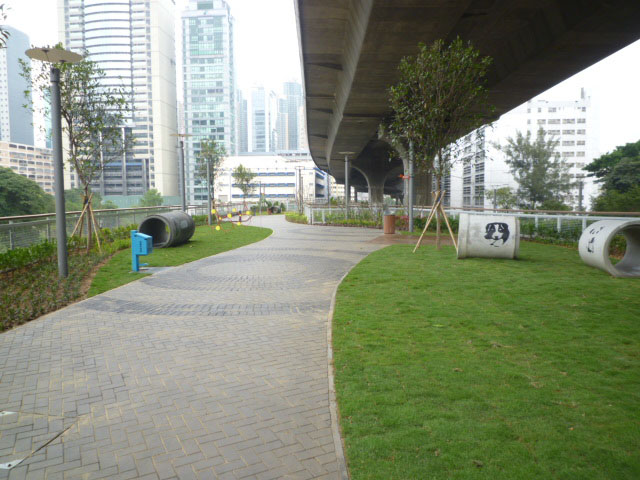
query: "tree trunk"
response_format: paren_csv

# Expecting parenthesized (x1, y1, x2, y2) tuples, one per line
(435, 174, 442, 250)
(84, 186, 92, 252)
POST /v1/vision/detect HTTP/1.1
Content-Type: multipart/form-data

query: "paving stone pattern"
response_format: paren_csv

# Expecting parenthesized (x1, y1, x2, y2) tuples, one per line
(0, 217, 382, 479)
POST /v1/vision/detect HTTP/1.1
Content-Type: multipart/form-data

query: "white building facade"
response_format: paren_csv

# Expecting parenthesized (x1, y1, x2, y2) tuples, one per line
(450, 89, 599, 210)
(213, 154, 328, 204)
(58, 0, 178, 196)
(0, 142, 54, 194)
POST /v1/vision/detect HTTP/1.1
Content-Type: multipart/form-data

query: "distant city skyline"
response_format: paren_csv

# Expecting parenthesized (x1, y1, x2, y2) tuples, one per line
(2, 0, 639, 156)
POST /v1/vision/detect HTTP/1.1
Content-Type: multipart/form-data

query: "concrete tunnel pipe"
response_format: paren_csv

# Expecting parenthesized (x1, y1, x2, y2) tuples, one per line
(579, 219, 640, 277)
(138, 211, 196, 248)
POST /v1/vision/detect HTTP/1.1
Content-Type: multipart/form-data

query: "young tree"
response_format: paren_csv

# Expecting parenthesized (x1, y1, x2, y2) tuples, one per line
(494, 128, 572, 209)
(0, 167, 55, 216)
(232, 164, 256, 206)
(195, 138, 226, 208)
(485, 187, 518, 210)
(139, 188, 163, 207)
(386, 37, 493, 248)
(21, 45, 132, 249)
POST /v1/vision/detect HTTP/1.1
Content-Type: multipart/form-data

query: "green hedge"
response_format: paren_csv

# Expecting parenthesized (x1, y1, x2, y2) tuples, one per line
(285, 212, 308, 224)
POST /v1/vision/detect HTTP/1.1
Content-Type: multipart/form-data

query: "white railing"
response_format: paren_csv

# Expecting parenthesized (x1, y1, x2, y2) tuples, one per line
(304, 204, 639, 241)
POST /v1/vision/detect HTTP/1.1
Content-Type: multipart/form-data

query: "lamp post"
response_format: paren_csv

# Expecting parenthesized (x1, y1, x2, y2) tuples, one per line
(26, 47, 83, 278)
(171, 133, 192, 212)
(339, 151, 355, 219)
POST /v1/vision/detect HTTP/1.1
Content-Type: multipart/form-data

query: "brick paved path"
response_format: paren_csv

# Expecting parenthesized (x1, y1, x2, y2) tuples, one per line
(0, 217, 382, 480)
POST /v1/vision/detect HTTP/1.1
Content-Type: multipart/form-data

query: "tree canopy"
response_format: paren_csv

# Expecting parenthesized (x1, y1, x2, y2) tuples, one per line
(195, 138, 226, 204)
(584, 139, 640, 182)
(494, 128, 572, 209)
(232, 164, 256, 201)
(586, 140, 640, 211)
(386, 37, 493, 182)
(138, 188, 163, 207)
(0, 167, 55, 216)
(485, 187, 518, 209)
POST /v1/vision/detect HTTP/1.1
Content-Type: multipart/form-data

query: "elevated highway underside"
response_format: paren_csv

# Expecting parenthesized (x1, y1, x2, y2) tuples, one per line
(295, 0, 640, 203)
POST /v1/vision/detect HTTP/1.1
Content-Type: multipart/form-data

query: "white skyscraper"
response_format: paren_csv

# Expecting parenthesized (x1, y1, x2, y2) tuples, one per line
(182, 0, 236, 204)
(58, 0, 178, 197)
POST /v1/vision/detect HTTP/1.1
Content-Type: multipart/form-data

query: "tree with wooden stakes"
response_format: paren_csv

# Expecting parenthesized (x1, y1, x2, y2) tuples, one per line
(195, 138, 226, 227)
(20, 45, 132, 252)
(385, 37, 493, 251)
(232, 164, 256, 210)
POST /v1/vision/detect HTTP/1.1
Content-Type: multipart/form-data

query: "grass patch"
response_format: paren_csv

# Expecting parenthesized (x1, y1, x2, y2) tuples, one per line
(333, 242, 640, 479)
(88, 222, 271, 296)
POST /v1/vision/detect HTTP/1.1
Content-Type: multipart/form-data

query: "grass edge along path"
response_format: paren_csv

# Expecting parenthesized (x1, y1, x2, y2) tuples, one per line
(88, 223, 272, 297)
(332, 242, 639, 480)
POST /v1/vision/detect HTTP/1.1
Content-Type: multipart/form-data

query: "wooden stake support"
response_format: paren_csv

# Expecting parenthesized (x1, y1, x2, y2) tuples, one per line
(413, 189, 458, 253)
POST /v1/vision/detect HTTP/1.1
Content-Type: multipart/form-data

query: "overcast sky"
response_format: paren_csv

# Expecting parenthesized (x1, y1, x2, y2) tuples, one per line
(3, 0, 639, 154)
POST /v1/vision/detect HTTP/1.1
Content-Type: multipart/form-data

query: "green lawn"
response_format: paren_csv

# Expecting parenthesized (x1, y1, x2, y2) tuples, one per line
(88, 223, 271, 297)
(333, 242, 640, 480)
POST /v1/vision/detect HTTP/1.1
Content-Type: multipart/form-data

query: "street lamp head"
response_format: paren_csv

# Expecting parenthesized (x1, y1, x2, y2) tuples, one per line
(338, 151, 356, 156)
(26, 47, 83, 64)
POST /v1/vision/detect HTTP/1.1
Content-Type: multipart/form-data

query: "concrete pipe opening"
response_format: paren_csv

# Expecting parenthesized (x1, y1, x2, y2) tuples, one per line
(579, 219, 640, 277)
(138, 211, 195, 248)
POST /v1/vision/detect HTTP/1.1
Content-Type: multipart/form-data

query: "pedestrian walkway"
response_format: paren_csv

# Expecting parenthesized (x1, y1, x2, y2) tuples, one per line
(0, 216, 382, 480)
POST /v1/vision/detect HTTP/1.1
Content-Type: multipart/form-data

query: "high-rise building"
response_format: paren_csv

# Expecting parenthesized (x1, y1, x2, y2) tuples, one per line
(58, 0, 178, 196)
(273, 82, 305, 152)
(449, 89, 599, 210)
(283, 82, 301, 151)
(182, 0, 236, 204)
(251, 86, 267, 153)
(236, 90, 248, 154)
(0, 26, 34, 145)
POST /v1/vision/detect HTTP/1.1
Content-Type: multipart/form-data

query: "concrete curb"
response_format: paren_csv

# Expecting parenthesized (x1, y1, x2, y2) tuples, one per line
(327, 266, 358, 480)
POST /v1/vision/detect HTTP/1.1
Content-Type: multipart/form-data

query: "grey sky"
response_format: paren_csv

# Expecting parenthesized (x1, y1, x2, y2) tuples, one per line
(4, 0, 639, 154)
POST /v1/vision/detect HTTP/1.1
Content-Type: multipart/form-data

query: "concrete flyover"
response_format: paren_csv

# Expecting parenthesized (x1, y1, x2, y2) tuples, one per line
(295, 0, 640, 204)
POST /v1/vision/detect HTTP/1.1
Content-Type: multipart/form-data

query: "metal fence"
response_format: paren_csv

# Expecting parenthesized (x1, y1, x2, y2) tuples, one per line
(0, 204, 245, 252)
(304, 204, 640, 241)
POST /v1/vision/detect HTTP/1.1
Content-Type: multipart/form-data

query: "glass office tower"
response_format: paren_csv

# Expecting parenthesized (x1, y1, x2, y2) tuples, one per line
(182, 0, 236, 203)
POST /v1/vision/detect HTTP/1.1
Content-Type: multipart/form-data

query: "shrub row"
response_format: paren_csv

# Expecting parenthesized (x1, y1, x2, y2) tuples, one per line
(285, 212, 308, 224)
(0, 224, 137, 331)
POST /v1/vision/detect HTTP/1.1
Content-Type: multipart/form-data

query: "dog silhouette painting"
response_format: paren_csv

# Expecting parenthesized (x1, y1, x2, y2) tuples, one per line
(484, 222, 510, 246)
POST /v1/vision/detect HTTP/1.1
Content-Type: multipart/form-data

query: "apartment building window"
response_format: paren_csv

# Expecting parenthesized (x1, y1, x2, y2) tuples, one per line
(563, 119, 575, 124)
(548, 107, 556, 112)
(537, 119, 546, 124)
(577, 140, 585, 145)
(563, 130, 575, 135)
(548, 130, 560, 135)
(548, 119, 560, 124)
(562, 141, 575, 146)
(576, 151, 585, 157)
(577, 118, 586, 123)
(562, 152, 575, 157)
(577, 129, 586, 135)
